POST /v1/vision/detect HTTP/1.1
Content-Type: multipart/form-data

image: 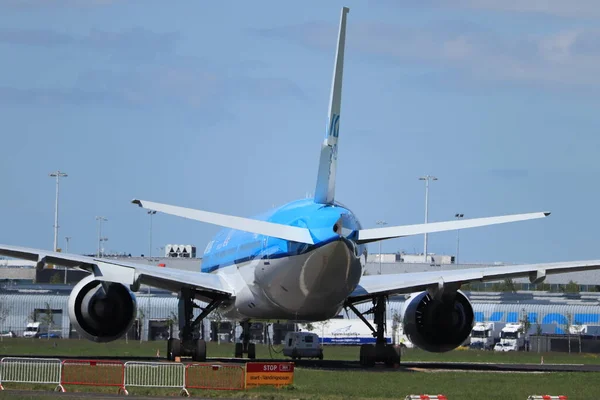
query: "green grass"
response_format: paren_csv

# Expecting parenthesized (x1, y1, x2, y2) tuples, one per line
(2, 338, 600, 365)
(0, 370, 597, 400)
(2, 339, 600, 399)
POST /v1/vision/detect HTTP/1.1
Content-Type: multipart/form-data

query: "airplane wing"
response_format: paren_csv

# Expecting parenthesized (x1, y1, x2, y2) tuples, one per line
(132, 199, 314, 245)
(0, 244, 234, 301)
(356, 212, 549, 244)
(349, 260, 600, 303)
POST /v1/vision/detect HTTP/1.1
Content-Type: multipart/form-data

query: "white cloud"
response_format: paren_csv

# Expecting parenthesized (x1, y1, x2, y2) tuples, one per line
(260, 21, 600, 87)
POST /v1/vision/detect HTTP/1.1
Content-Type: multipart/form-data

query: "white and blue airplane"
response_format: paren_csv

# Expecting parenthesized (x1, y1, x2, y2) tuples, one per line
(2, 7, 600, 366)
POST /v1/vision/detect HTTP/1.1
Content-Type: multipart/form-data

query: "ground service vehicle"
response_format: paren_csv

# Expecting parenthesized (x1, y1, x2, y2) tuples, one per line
(470, 322, 505, 350)
(495, 323, 525, 351)
(283, 332, 323, 360)
(23, 322, 49, 338)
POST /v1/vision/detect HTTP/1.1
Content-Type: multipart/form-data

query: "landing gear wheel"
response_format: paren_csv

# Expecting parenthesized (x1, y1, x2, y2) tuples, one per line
(234, 343, 243, 358)
(192, 339, 207, 362)
(384, 344, 400, 367)
(167, 338, 181, 361)
(359, 344, 375, 367)
(248, 343, 256, 360)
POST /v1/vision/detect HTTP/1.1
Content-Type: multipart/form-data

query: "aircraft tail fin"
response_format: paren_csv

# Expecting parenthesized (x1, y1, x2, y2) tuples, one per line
(314, 7, 349, 205)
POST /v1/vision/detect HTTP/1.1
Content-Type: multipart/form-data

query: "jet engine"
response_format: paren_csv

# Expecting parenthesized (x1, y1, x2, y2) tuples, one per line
(68, 275, 137, 342)
(402, 290, 473, 353)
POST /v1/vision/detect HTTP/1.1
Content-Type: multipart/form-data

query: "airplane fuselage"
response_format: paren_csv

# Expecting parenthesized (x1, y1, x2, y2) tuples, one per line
(201, 199, 367, 321)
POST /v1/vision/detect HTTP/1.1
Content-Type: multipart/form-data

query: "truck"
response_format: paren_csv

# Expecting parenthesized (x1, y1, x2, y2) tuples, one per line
(23, 322, 49, 338)
(494, 323, 525, 351)
(569, 324, 600, 336)
(470, 322, 504, 350)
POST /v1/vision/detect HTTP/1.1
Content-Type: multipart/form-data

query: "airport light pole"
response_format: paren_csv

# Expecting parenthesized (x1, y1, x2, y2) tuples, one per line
(419, 175, 438, 262)
(148, 210, 156, 258)
(455, 213, 464, 264)
(96, 216, 108, 257)
(99, 237, 108, 257)
(64, 236, 71, 284)
(49, 171, 68, 252)
(376, 220, 387, 274)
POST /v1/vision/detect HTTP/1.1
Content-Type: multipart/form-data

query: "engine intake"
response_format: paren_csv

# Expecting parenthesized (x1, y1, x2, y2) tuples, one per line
(68, 275, 137, 342)
(403, 290, 473, 353)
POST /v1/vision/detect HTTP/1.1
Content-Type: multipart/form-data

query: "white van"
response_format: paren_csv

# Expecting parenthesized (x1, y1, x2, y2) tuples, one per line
(23, 322, 49, 338)
(283, 332, 323, 360)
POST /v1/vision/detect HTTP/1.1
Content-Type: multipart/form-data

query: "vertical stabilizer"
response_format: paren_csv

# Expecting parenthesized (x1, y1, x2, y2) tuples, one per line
(314, 7, 349, 205)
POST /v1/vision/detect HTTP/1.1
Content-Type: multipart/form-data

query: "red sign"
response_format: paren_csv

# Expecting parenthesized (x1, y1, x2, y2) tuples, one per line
(245, 362, 294, 387)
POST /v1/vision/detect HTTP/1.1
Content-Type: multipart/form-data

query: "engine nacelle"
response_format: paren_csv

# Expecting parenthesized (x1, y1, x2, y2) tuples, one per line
(402, 290, 474, 353)
(68, 275, 137, 342)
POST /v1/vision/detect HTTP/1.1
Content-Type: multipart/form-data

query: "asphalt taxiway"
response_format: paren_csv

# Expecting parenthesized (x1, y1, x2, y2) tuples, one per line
(2, 354, 599, 373)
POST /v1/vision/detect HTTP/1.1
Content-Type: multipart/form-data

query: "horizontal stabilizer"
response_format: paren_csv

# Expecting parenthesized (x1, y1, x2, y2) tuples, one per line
(357, 212, 550, 244)
(132, 199, 314, 245)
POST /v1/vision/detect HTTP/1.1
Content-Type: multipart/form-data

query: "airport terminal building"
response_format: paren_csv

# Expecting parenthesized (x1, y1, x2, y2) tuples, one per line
(1, 286, 599, 342)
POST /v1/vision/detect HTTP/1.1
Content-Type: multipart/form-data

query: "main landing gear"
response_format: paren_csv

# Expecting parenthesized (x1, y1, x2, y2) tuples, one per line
(167, 288, 221, 362)
(234, 320, 256, 359)
(346, 296, 401, 367)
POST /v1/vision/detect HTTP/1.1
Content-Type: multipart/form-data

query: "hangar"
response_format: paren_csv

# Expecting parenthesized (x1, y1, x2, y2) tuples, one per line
(1, 288, 598, 341)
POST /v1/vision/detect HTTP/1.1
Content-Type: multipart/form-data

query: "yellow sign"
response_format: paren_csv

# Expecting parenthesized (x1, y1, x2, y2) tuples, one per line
(245, 362, 294, 387)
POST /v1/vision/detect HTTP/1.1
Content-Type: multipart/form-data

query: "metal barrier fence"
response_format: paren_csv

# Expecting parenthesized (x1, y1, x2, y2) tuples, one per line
(0, 357, 64, 392)
(123, 361, 188, 396)
(60, 359, 125, 393)
(405, 396, 448, 400)
(186, 363, 245, 390)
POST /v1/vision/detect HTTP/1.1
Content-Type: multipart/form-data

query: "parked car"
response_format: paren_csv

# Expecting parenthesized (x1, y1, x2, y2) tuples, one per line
(494, 342, 517, 352)
(38, 332, 61, 339)
(0, 330, 16, 338)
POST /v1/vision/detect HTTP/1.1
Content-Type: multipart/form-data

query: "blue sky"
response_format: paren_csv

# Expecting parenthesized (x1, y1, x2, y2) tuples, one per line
(1, 0, 599, 264)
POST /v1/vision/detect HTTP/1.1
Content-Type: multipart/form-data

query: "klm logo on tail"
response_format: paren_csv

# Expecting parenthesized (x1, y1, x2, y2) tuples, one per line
(328, 114, 340, 138)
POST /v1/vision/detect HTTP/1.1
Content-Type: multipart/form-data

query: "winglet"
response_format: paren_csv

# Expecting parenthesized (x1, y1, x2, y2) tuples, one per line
(314, 7, 349, 205)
